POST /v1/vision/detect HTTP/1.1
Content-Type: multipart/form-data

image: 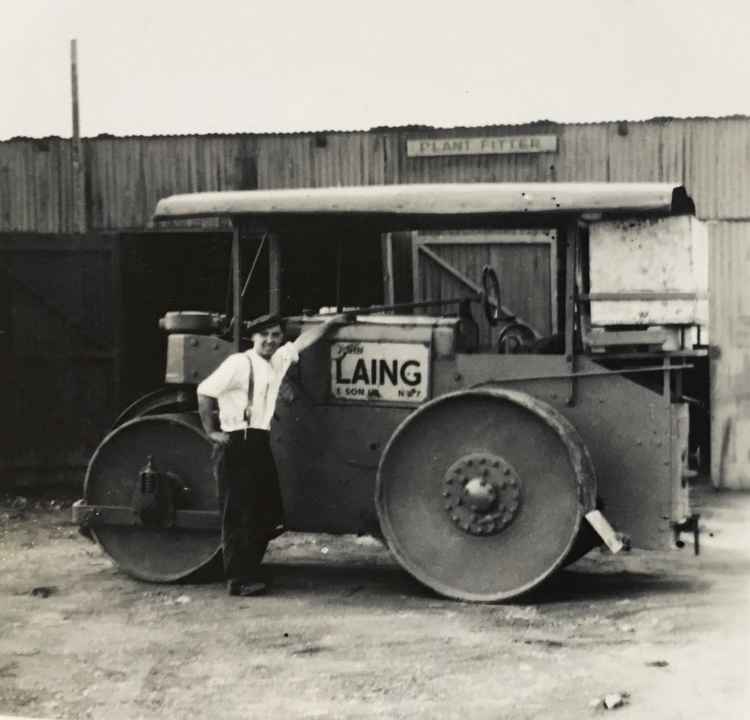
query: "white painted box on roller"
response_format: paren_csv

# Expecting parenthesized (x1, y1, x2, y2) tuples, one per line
(589, 215, 708, 328)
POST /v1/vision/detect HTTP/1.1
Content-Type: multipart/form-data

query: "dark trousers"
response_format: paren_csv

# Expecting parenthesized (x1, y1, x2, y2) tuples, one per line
(213, 429, 285, 580)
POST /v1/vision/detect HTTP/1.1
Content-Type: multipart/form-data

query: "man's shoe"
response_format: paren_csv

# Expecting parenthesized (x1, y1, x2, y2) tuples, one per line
(227, 578, 267, 597)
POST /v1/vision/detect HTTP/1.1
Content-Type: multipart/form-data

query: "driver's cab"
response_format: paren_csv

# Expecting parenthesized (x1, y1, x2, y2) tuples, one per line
(156, 182, 706, 378)
(274, 223, 386, 317)
(269, 223, 560, 356)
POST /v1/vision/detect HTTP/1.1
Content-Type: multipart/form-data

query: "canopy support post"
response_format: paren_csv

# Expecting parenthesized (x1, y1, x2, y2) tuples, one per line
(232, 220, 241, 350)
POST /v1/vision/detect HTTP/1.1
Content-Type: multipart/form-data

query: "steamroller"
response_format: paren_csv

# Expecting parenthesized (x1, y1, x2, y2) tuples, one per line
(75, 182, 703, 601)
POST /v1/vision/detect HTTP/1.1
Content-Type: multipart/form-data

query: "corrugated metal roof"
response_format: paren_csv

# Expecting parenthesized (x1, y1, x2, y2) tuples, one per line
(4, 114, 750, 143)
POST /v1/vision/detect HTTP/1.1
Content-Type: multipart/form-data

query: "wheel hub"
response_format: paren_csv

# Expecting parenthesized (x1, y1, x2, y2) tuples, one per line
(442, 452, 521, 536)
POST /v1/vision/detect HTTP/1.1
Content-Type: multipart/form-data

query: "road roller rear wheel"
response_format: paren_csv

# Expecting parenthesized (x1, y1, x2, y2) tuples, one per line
(84, 413, 223, 582)
(376, 389, 597, 602)
(112, 386, 196, 428)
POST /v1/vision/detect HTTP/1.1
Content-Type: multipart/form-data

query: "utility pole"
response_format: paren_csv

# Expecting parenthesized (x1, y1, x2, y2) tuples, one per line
(70, 38, 86, 233)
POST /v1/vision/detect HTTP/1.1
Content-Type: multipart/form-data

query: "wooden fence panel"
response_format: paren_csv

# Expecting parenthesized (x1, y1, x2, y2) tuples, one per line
(0, 234, 119, 486)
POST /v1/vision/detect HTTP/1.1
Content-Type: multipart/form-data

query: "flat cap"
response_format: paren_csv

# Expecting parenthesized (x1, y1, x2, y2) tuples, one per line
(245, 313, 284, 334)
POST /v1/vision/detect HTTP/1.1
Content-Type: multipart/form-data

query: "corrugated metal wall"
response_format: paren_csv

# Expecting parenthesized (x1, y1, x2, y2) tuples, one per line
(0, 139, 77, 232)
(2, 119, 750, 231)
(389, 118, 750, 220)
(384, 126, 558, 185)
(85, 135, 259, 229)
(708, 220, 750, 488)
(257, 133, 386, 189)
(3, 117, 750, 486)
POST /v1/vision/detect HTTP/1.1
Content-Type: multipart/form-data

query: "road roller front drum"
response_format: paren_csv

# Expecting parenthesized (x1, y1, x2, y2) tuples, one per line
(376, 388, 598, 602)
(80, 413, 224, 583)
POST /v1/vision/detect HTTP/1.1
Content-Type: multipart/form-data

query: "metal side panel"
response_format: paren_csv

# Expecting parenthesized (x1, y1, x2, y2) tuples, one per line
(272, 396, 410, 535)
(562, 361, 675, 551)
(164, 334, 233, 385)
(274, 348, 682, 547)
(448, 355, 676, 549)
(273, 322, 447, 533)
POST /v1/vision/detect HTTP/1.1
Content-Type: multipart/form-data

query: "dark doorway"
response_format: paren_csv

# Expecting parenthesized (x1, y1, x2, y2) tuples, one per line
(278, 226, 384, 314)
(119, 230, 268, 408)
(0, 233, 118, 487)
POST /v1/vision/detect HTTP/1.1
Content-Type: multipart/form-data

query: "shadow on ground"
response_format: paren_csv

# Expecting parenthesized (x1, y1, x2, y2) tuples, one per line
(221, 556, 710, 607)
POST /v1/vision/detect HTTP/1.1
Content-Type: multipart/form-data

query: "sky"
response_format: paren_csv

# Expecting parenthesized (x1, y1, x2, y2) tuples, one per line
(2, 0, 750, 140)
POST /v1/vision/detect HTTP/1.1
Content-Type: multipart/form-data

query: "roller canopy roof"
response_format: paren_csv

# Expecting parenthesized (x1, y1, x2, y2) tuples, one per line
(153, 182, 694, 221)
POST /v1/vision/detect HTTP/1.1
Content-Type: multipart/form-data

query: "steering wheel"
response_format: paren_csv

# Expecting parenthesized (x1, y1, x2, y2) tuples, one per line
(497, 321, 537, 354)
(481, 266, 503, 326)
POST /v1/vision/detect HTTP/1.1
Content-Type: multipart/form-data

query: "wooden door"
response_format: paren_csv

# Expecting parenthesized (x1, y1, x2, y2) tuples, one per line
(0, 234, 120, 485)
(411, 229, 557, 350)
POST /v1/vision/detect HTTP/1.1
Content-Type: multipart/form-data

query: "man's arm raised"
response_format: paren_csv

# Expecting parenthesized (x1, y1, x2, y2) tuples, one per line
(292, 313, 355, 354)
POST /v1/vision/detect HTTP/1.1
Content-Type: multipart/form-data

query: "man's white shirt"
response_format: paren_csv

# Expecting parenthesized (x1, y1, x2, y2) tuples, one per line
(197, 343, 299, 431)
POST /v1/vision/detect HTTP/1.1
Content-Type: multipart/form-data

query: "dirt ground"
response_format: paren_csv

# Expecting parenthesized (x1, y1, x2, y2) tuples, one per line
(1, 483, 748, 720)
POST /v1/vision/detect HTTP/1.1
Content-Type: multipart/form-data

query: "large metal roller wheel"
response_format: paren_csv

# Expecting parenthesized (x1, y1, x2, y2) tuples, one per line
(376, 389, 597, 602)
(112, 386, 196, 428)
(84, 413, 221, 582)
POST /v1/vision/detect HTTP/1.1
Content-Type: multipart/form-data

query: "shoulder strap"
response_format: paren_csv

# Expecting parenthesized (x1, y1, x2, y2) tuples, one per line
(244, 353, 254, 423)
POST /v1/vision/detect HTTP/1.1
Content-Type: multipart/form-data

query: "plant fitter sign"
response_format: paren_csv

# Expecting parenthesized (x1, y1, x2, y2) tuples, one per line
(330, 341, 430, 403)
(407, 134, 557, 158)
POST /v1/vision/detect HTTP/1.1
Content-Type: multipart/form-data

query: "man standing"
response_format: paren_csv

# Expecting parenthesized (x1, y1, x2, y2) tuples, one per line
(197, 313, 350, 596)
